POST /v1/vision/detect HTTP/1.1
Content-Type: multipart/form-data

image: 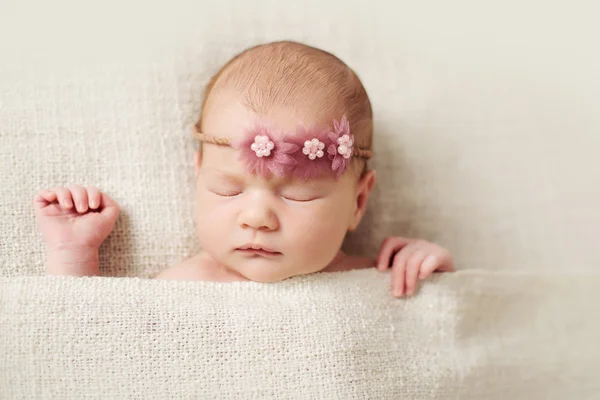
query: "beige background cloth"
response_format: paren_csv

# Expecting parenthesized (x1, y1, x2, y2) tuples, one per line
(1, 0, 599, 398)
(1, 0, 599, 277)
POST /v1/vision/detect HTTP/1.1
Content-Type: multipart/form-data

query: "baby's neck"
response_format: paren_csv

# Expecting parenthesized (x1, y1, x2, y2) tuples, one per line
(320, 251, 375, 273)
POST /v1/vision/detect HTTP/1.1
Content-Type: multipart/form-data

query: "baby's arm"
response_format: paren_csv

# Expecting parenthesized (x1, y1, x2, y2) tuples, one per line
(33, 185, 120, 276)
(153, 264, 194, 280)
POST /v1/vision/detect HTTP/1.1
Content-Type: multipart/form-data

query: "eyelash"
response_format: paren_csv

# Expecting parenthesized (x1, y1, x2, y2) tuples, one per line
(209, 187, 320, 202)
(281, 194, 320, 202)
(211, 190, 242, 197)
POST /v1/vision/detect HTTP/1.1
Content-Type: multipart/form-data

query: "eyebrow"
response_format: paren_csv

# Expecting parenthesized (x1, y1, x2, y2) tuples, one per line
(201, 167, 334, 189)
(201, 168, 246, 184)
(282, 179, 329, 189)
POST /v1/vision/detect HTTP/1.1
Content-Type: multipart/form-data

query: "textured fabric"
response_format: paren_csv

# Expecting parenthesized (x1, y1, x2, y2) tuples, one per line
(1, 270, 599, 399)
(1, 1, 599, 398)
(1, 1, 599, 277)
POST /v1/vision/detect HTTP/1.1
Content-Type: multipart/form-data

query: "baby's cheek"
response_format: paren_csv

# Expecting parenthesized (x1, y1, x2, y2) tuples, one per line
(289, 211, 347, 265)
(194, 209, 211, 247)
(194, 200, 223, 248)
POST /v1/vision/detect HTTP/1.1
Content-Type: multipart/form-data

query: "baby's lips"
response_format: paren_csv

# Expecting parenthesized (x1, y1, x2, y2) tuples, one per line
(236, 243, 282, 255)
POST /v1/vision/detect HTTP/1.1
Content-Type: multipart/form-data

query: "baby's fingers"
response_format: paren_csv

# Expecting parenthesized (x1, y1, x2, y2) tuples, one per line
(391, 248, 416, 297)
(33, 190, 57, 209)
(98, 193, 120, 221)
(405, 251, 428, 296)
(69, 184, 89, 213)
(86, 187, 101, 210)
(376, 236, 412, 271)
(52, 187, 74, 210)
(418, 250, 454, 279)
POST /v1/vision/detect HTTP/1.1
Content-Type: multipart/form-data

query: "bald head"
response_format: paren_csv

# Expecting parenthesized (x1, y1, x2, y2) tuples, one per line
(197, 41, 373, 150)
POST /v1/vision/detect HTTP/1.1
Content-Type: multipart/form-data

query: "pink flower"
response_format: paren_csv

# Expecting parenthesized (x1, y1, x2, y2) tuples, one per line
(251, 135, 274, 157)
(302, 138, 325, 160)
(230, 117, 355, 180)
(287, 124, 332, 180)
(235, 126, 299, 178)
(327, 115, 354, 177)
(336, 134, 354, 159)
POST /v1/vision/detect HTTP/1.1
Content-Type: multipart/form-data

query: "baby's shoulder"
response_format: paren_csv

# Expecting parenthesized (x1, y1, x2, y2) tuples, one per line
(153, 252, 246, 282)
(153, 253, 216, 281)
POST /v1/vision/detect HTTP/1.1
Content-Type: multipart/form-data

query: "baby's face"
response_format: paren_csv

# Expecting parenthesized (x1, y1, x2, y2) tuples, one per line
(194, 95, 366, 282)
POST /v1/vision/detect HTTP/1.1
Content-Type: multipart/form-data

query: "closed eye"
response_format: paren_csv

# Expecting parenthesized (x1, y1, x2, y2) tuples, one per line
(210, 189, 242, 197)
(281, 194, 321, 202)
(280, 185, 326, 203)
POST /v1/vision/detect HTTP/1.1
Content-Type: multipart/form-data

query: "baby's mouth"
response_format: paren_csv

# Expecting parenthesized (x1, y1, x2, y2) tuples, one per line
(236, 244, 282, 257)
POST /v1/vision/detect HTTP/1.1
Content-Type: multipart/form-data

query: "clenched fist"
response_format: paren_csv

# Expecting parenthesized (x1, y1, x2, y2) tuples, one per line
(33, 185, 120, 275)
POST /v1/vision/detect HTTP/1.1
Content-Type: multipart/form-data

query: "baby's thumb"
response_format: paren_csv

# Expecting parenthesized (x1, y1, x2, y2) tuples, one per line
(99, 193, 120, 221)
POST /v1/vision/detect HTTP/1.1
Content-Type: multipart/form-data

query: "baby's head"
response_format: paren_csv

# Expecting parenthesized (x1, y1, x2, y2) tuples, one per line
(193, 41, 376, 282)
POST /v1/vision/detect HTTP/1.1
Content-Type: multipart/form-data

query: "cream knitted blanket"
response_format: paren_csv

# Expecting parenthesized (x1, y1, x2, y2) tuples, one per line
(1, 270, 598, 399)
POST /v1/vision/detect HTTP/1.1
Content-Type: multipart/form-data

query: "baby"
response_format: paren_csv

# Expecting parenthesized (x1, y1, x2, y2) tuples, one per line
(33, 41, 454, 297)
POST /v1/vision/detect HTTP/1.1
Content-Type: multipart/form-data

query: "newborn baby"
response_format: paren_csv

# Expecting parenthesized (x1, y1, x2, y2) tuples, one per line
(34, 41, 454, 297)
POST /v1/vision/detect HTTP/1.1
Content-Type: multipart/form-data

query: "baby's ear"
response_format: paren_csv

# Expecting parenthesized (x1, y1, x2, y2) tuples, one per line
(193, 151, 202, 175)
(349, 169, 376, 231)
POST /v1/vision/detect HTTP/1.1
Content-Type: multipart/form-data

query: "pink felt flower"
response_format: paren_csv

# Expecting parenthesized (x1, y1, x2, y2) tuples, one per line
(327, 115, 354, 177)
(235, 126, 299, 178)
(287, 124, 332, 180)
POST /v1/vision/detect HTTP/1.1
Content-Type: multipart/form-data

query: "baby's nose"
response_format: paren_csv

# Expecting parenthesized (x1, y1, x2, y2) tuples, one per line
(237, 201, 279, 231)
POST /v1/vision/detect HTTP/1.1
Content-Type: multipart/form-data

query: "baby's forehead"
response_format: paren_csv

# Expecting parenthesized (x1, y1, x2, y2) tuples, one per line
(201, 91, 324, 140)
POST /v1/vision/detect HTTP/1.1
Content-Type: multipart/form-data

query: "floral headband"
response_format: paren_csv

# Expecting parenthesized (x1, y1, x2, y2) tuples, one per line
(193, 116, 372, 180)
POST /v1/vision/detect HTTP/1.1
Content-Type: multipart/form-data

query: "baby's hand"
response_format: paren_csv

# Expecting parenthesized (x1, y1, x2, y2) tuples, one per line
(376, 237, 454, 298)
(33, 185, 120, 251)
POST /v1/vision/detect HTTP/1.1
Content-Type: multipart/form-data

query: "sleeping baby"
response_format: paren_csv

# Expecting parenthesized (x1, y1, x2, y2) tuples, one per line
(33, 41, 454, 297)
